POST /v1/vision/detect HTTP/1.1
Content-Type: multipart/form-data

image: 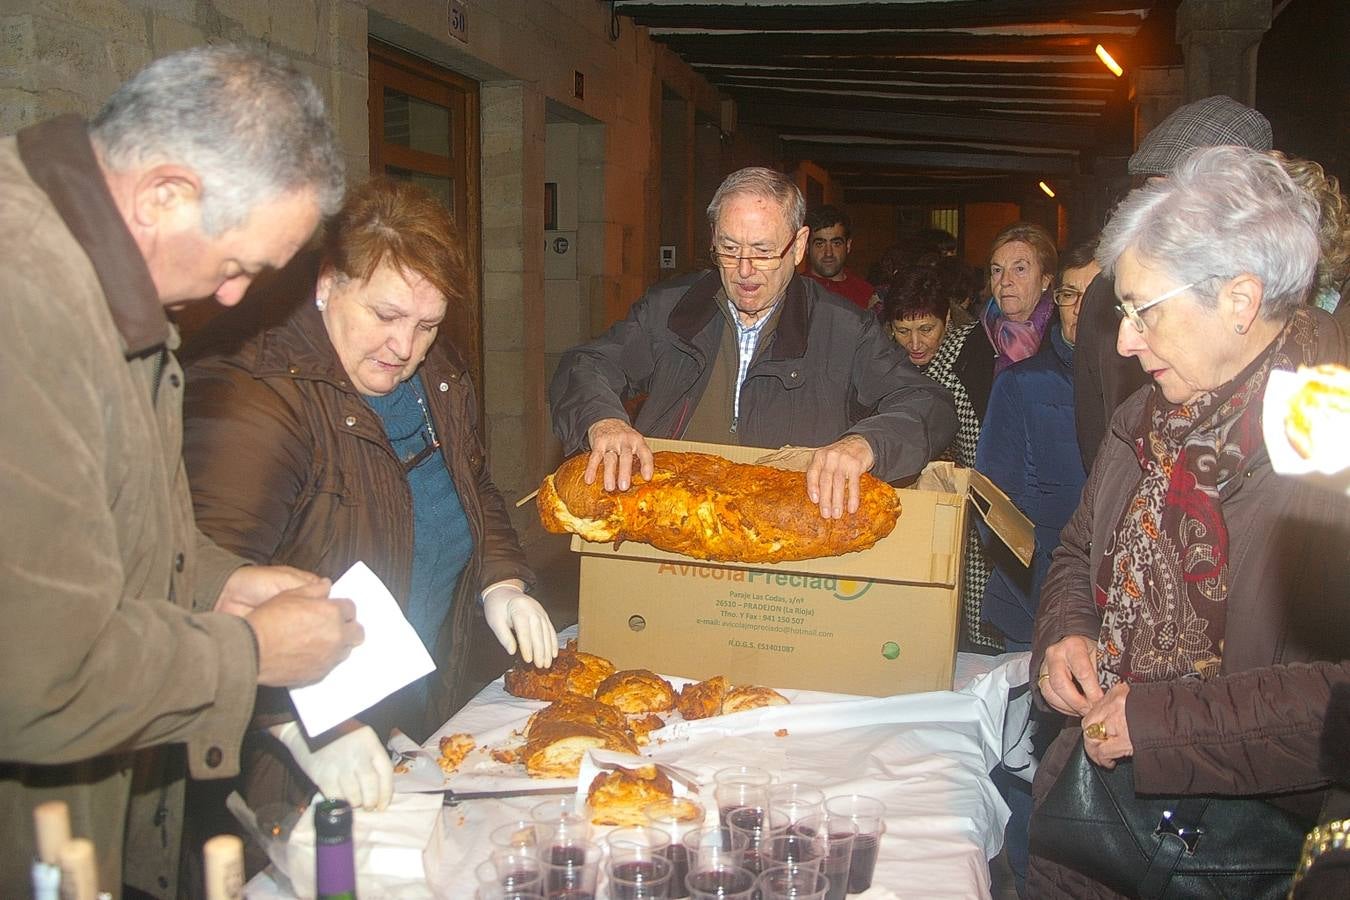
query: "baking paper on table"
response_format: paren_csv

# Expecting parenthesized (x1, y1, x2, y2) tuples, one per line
(421, 653, 1029, 899)
(290, 562, 435, 737)
(280, 793, 442, 899)
(1263, 368, 1350, 495)
(406, 668, 850, 795)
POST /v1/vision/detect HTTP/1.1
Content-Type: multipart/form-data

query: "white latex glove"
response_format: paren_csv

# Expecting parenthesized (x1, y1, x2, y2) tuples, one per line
(482, 580, 558, 668)
(269, 721, 393, 811)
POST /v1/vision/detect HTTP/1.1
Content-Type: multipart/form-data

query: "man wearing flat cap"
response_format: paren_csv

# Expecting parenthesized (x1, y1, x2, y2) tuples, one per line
(1073, 95, 1274, 469)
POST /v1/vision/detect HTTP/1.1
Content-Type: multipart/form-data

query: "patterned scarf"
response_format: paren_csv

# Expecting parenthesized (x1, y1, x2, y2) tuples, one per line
(917, 320, 1001, 650)
(1095, 308, 1324, 687)
(981, 290, 1055, 375)
(921, 320, 981, 468)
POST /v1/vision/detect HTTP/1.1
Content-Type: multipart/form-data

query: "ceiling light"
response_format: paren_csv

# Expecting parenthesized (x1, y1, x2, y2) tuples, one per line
(1039, 181, 1056, 198)
(1095, 44, 1124, 77)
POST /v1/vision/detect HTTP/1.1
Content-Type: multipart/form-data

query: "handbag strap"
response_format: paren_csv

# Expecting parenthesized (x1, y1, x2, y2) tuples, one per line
(1138, 797, 1211, 899)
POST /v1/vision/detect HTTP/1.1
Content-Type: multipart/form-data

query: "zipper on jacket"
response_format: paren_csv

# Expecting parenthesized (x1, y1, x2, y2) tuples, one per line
(150, 349, 166, 404)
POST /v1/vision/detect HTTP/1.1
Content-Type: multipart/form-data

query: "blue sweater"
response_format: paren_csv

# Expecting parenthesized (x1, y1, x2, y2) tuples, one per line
(975, 326, 1087, 647)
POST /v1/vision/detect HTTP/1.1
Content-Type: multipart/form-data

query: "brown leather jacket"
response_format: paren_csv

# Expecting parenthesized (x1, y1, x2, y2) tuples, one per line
(183, 296, 534, 739)
(1027, 311, 1350, 897)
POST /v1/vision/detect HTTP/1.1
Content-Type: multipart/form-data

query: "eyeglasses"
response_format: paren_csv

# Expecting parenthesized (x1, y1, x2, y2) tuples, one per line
(401, 429, 441, 474)
(1114, 280, 1198, 333)
(710, 236, 798, 272)
(1052, 286, 1084, 307)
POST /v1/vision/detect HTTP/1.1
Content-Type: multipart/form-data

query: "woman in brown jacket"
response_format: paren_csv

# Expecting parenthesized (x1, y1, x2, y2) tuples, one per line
(182, 178, 557, 816)
(1028, 147, 1350, 897)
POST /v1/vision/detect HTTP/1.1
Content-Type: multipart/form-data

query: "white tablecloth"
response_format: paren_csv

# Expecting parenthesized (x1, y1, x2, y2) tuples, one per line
(247, 650, 1030, 899)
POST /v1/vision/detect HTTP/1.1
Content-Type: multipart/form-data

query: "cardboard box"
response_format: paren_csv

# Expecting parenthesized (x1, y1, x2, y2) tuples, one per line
(575, 439, 1032, 698)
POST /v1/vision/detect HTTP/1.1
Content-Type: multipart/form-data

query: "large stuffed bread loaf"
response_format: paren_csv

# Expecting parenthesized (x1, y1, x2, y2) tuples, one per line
(537, 450, 900, 563)
(1284, 363, 1350, 461)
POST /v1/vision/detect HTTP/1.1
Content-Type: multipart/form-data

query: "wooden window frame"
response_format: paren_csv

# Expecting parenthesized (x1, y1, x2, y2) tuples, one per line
(368, 39, 483, 399)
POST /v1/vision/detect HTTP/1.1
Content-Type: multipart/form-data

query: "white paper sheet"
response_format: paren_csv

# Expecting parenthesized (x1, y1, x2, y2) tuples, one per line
(290, 562, 436, 737)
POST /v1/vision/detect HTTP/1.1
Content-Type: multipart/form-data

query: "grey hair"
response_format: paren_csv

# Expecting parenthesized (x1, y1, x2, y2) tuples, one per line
(1097, 145, 1319, 319)
(91, 44, 345, 235)
(706, 167, 805, 235)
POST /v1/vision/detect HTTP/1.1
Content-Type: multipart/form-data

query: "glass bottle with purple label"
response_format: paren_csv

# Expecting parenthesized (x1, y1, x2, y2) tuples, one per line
(315, 800, 357, 900)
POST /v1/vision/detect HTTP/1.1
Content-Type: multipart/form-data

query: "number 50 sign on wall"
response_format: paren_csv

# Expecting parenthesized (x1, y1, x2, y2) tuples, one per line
(449, 1, 467, 43)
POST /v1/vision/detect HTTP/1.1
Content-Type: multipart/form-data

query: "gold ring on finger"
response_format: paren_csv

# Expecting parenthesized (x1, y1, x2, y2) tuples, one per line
(1084, 721, 1110, 741)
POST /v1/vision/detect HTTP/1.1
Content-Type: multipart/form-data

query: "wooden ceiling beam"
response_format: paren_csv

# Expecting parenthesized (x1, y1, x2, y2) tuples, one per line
(840, 184, 1033, 206)
(785, 142, 1078, 174)
(740, 102, 1099, 146)
(656, 31, 1105, 58)
(725, 87, 1115, 120)
(700, 66, 1118, 91)
(693, 57, 1115, 76)
(713, 76, 1113, 102)
(615, 1, 1152, 31)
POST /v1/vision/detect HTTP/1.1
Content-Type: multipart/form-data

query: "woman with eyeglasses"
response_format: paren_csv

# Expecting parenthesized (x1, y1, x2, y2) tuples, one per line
(179, 179, 556, 838)
(1026, 147, 1350, 898)
(983, 221, 1059, 374)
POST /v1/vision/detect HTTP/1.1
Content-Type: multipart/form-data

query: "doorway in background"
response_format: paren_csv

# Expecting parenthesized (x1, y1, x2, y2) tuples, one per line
(369, 39, 483, 394)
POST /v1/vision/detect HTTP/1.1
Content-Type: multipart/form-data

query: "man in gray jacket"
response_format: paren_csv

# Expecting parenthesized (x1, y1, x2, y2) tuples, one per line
(0, 46, 362, 897)
(550, 167, 957, 517)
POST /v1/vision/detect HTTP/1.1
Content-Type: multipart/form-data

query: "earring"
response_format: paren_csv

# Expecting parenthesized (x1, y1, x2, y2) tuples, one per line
(1234, 323, 1247, 335)
(315, 297, 327, 311)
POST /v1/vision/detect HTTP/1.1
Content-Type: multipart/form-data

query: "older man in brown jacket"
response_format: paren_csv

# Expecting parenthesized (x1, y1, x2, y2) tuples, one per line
(0, 47, 362, 897)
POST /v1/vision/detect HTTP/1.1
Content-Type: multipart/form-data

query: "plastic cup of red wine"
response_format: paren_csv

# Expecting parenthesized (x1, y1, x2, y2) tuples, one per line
(535, 837, 601, 900)
(713, 766, 773, 833)
(822, 795, 885, 894)
(790, 815, 855, 900)
(755, 865, 829, 900)
(681, 824, 748, 873)
(713, 766, 773, 788)
(531, 797, 591, 847)
(490, 819, 544, 855)
(684, 861, 757, 900)
(474, 886, 545, 900)
(768, 782, 825, 825)
(605, 826, 673, 857)
(766, 833, 824, 874)
(644, 799, 706, 899)
(605, 852, 673, 900)
(726, 806, 789, 876)
(476, 853, 544, 894)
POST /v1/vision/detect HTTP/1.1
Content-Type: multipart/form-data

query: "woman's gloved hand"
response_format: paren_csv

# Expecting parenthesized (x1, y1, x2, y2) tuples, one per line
(269, 720, 393, 811)
(482, 580, 558, 668)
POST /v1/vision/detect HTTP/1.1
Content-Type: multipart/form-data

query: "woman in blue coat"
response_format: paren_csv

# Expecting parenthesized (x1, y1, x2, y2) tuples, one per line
(975, 240, 1097, 894)
(976, 242, 1098, 650)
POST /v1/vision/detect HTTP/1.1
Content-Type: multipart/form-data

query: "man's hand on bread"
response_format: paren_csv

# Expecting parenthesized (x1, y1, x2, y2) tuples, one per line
(585, 420, 877, 520)
(585, 418, 654, 491)
(806, 434, 875, 519)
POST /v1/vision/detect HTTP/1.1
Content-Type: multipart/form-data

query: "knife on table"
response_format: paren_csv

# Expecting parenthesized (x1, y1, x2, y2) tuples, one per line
(442, 785, 577, 806)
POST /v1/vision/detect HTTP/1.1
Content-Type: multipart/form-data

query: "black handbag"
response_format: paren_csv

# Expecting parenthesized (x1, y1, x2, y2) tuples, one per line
(1028, 738, 1308, 899)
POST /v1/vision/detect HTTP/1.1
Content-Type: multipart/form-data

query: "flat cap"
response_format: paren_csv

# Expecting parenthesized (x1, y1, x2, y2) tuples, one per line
(1128, 95, 1273, 177)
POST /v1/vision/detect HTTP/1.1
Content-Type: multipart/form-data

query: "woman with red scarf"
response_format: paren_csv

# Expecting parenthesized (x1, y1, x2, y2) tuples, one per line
(1027, 146, 1350, 898)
